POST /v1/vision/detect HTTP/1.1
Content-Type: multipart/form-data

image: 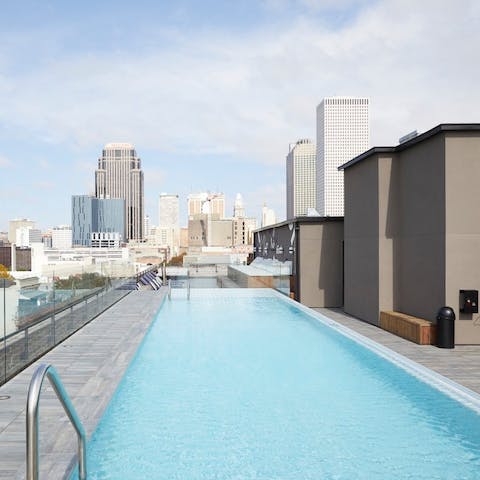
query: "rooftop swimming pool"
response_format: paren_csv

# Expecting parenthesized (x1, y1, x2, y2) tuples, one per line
(74, 290, 480, 479)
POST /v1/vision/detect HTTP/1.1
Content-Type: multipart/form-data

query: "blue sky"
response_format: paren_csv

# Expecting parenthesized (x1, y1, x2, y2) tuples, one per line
(1, 0, 479, 230)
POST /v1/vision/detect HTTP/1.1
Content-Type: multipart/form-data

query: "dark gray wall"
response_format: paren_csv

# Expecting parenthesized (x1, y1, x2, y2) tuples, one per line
(344, 156, 380, 323)
(394, 134, 445, 321)
(344, 127, 480, 344)
(344, 136, 446, 325)
(254, 223, 295, 265)
(299, 222, 343, 307)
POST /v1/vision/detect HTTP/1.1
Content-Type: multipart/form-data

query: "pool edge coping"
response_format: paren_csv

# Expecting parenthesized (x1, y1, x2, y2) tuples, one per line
(176, 288, 480, 414)
(270, 290, 480, 414)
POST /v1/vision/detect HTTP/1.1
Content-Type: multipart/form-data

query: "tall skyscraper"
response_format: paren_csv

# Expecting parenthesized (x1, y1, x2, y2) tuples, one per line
(316, 97, 369, 216)
(286, 139, 316, 219)
(95, 143, 144, 241)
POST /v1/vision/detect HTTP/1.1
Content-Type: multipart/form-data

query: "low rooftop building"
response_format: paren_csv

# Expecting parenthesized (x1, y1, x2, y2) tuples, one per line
(340, 123, 480, 344)
(253, 216, 343, 307)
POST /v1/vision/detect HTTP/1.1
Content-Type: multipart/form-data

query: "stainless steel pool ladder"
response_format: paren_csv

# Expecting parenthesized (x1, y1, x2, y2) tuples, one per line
(26, 363, 87, 480)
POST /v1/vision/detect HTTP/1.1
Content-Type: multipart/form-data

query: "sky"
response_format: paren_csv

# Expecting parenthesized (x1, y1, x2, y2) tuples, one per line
(1, 0, 479, 230)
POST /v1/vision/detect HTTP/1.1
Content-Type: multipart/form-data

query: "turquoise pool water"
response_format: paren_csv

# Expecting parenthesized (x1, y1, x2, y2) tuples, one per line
(78, 291, 480, 479)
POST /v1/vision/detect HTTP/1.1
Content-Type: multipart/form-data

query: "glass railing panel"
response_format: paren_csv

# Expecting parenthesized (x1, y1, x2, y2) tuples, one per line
(1, 279, 6, 385)
(167, 262, 290, 290)
(25, 318, 54, 364)
(0, 268, 134, 386)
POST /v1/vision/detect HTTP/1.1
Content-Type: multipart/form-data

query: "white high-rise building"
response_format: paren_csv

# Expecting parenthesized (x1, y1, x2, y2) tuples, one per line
(316, 97, 369, 216)
(158, 194, 180, 257)
(159, 194, 179, 227)
(52, 225, 72, 249)
(95, 143, 144, 241)
(286, 139, 316, 219)
(144, 215, 151, 236)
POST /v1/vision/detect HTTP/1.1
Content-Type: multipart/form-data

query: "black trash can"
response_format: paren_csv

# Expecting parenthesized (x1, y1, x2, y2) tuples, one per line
(436, 306, 455, 349)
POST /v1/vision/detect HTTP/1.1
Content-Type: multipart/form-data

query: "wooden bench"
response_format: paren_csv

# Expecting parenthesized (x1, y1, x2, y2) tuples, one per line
(379, 311, 436, 345)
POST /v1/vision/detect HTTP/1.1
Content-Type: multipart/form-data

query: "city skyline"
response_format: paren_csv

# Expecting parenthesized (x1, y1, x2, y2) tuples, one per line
(1, 1, 479, 229)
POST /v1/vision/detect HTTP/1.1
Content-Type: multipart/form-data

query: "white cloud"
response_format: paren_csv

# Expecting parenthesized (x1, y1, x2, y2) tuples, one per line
(0, 0, 479, 167)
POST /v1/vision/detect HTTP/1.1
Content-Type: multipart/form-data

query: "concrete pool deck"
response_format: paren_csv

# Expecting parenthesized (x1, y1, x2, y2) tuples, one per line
(1, 289, 480, 479)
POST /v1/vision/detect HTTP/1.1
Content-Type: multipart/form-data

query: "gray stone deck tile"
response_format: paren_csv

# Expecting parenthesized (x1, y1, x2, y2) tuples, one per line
(0, 289, 166, 480)
(314, 307, 480, 395)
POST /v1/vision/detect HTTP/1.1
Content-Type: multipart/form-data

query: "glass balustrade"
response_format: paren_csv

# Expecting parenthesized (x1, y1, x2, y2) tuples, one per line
(0, 266, 136, 386)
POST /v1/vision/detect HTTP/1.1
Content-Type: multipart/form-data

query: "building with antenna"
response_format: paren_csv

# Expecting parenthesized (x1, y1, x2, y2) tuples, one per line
(232, 194, 257, 248)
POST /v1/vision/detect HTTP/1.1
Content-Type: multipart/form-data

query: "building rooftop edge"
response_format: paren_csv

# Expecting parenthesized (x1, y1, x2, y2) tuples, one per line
(339, 123, 480, 171)
(104, 143, 135, 149)
(320, 96, 370, 100)
(254, 216, 344, 233)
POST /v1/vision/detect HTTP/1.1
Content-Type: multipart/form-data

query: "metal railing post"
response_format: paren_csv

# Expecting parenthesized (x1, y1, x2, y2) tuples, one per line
(168, 279, 171, 301)
(26, 363, 87, 480)
(24, 328, 29, 361)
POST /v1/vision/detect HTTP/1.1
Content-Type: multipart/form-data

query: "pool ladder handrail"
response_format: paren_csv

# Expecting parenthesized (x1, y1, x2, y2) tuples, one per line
(26, 363, 87, 480)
